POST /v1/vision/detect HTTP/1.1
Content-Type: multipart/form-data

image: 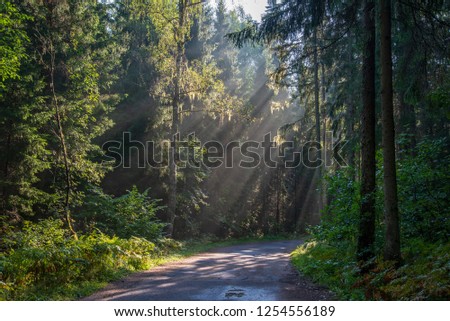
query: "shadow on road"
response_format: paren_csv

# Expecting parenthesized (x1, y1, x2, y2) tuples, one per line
(84, 240, 333, 301)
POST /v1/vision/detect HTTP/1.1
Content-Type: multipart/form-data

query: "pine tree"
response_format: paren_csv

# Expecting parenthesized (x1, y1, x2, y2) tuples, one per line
(357, 0, 377, 264)
(0, 0, 120, 235)
(380, 0, 401, 263)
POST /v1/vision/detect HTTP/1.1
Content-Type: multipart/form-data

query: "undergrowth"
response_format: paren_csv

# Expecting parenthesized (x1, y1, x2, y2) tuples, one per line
(0, 219, 183, 300)
(291, 140, 450, 300)
(291, 239, 450, 300)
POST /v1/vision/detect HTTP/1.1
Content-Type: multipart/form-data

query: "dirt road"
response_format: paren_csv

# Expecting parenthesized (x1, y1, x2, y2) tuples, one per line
(85, 240, 333, 301)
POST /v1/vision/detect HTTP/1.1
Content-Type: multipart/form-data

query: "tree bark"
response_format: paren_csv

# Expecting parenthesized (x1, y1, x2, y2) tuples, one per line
(275, 165, 281, 228)
(43, 0, 77, 239)
(321, 62, 328, 208)
(50, 44, 77, 240)
(345, 33, 355, 169)
(357, 0, 376, 264)
(167, 0, 186, 237)
(380, 0, 401, 263)
(313, 28, 322, 218)
(313, 29, 321, 153)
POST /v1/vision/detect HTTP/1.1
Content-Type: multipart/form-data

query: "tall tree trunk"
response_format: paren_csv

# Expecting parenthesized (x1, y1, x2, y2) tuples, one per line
(346, 101, 355, 167)
(275, 165, 281, 229)
(321, 62, 328, 208)
(380, 0, 401, 263)
(2, 133, 11, 198)
(357, 0, 376, 264)
(260, 172, 268, 234)
(42, 0, 76, 238)
(345, 33, 355, 169)
(43, 0, 76, 239)
(313, 29, 321, 154)
(167, 108, 178, 237)
(167, 0, 186, 237)
(313, 28, 322, 217)
(49, 44, 77, 240)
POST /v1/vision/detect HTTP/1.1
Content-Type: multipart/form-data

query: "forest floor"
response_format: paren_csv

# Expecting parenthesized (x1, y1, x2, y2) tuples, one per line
(84, 240, 334, 301)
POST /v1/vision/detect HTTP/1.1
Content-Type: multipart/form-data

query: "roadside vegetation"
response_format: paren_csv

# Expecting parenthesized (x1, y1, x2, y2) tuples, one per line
(291, 139, 450, 300)
(0, 192, 291, 301)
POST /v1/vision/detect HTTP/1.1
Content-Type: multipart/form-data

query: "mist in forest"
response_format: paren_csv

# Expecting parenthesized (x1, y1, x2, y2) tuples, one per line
(94, 0, 323, 239)
(1, 0, 448, 302)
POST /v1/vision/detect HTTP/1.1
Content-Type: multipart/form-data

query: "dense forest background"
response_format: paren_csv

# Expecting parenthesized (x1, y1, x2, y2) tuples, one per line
(0, 0, 448, 300)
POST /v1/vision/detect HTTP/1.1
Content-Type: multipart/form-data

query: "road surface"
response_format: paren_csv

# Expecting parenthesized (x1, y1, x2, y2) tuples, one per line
(85, 240, 334, 301)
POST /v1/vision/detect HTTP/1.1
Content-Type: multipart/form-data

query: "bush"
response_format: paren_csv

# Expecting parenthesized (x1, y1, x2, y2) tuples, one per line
(291, 241, 364, 300)
(78, 186, 166, 241)
(291, 238, 450, 300)
(0, 219, 158, 300)
(374, 239, 450, 300)
(309, 168, 360, 246)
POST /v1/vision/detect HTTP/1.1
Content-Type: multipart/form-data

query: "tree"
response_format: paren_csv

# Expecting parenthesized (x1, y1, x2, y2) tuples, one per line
(0, 1, 120, 235)
(150, 0, 243, 236)
(168, 0, 186, 237)
(357, 0, 377, 264)
(380, 0, 401, 263)
(227, 0, 327, 222)
(0, 1, 50, 230)
(148, 0, 206, 236)
(0, 1, 28, 93)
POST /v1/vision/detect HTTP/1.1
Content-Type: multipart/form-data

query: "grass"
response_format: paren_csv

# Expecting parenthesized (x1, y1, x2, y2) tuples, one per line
(291, 240, 364, 300)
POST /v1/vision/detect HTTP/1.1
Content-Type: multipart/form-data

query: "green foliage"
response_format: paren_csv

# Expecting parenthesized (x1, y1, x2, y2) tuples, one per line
(0, 2, 51, 223)
(292, 140, 450, 300)
(313, 138, 449, 247)
(291, 241, 364, 300)
(291, 238, 450, 300)
(114, 0, 159, 97)
(78, 186, 166, 241)
(0, 0, 448, 303)
(1, 0, 120, 225)
(354, 239, 450, 300)
(397, 138, 449, 241)
(378, 239, 450, 300)
(310, 169, 360, 245)
(0, 219, 157, 300)
(0, 1, 29, 92)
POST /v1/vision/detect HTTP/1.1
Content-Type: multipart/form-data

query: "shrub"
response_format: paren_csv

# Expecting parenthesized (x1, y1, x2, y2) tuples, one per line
(376, 240, 450, 300)
(291, 238, 450, 300)
(309, 168, 360, 246)
(291, 241, 364, 300)
(78, 186, 166, 241)
(0, 219, 158, 300)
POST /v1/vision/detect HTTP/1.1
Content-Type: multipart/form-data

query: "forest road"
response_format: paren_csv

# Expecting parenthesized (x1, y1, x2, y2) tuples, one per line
(84, 240, 334, 301)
